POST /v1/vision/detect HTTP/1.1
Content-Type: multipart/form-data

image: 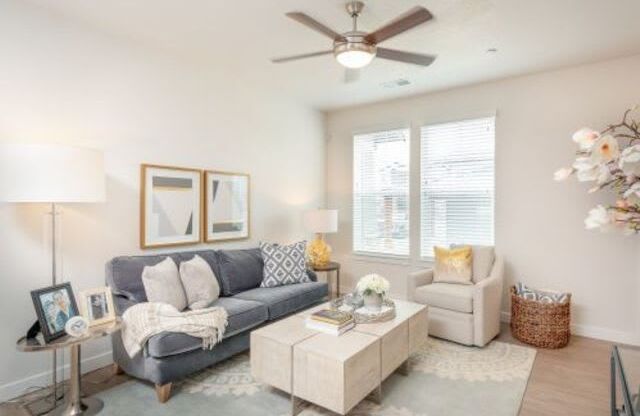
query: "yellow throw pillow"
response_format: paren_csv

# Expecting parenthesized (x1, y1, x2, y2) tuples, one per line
(433, 246, 473, 285)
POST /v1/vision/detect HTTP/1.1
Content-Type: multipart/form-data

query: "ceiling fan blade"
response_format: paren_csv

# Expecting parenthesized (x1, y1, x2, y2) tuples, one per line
(365, 6, 433, 44)
(286, 12, 344, 41)
(376, 48, 436, 66)
(271, 50, 333, 63)
(344, 68, 361, 83)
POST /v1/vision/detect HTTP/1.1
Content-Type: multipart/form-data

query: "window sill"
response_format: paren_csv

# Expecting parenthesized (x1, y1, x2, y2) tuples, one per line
(350, 252, 411, 266)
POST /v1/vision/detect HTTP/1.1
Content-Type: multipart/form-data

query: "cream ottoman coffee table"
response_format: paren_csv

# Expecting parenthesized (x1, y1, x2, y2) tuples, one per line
(250, 299, 428, 415)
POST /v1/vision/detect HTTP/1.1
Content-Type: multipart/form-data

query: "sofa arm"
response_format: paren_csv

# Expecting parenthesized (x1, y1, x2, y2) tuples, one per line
(472, 256, 504, 346)
(113, 295, 139, 317)
(406, 269, 434, 302)
(306, 269, 318, 282)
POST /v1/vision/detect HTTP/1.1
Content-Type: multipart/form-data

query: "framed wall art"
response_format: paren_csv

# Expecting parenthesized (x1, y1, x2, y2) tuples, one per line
(141, 164, 202, 248)
(204, 170, 250, 242)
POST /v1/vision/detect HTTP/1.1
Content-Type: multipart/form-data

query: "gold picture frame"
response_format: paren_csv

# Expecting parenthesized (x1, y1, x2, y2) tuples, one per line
(78, 286, 116, 327)
(140, 164, 203, 249)
(203, 170, 250, 243)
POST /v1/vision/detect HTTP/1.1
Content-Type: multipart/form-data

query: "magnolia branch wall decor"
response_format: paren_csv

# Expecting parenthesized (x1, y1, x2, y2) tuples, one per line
(554, 106, 640, 233)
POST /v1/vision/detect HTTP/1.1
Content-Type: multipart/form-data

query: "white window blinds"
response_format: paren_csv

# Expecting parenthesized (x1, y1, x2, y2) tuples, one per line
(353, 128, 410, 256)
(420, 117, 495, 258)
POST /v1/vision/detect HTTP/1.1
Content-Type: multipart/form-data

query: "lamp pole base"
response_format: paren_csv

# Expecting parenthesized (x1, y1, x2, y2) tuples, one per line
(50, 397, 103, 416)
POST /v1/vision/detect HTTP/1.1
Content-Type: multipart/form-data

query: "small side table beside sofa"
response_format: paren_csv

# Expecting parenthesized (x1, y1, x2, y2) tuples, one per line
(311, 261, 341, 298)
(16, 318, 123, 416)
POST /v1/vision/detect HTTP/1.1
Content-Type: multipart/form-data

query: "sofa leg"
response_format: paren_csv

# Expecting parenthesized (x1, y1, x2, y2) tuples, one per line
(155, 383, 172, 403)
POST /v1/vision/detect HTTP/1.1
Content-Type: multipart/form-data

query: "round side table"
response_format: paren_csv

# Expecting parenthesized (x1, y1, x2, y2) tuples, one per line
(311, 261, 341, 298)
(16, 318, 123, 416)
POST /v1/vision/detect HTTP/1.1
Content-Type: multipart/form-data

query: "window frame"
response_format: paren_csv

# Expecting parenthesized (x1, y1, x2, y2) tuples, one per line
(351, 126, 411, 258)
(418, 116, 496, 261)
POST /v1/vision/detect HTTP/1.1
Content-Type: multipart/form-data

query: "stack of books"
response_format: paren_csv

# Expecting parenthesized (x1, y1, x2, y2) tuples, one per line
(305, 309, 355, 336)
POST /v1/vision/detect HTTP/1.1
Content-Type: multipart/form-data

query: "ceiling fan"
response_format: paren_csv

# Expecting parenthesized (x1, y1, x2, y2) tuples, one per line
(271, 1, 436, 72)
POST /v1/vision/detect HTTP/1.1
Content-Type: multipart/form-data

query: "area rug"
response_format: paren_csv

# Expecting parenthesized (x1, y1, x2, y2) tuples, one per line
(97, 337, 536, 416)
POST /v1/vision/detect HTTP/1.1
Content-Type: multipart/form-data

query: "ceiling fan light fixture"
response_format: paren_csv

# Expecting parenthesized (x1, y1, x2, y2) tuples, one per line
(334, 42, 376, 69)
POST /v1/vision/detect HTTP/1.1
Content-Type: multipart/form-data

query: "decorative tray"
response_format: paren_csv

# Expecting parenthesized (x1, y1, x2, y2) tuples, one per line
(330, 296, 396, 324)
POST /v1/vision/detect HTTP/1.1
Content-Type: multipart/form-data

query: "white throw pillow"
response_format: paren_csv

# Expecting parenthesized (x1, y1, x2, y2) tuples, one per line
(141, 257, 187, 311)
(179, 255, 220, 310)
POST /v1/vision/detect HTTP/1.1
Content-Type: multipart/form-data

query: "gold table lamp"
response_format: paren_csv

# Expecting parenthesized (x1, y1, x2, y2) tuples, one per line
(303, 209, 338, 267)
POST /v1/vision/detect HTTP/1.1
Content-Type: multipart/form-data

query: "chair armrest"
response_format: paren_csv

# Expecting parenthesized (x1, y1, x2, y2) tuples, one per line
(472, 256, 504, 346)
(406, 269, 434, 301)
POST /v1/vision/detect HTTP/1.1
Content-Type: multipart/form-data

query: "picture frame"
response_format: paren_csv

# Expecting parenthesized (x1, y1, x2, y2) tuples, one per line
(204, 170, 250, 242)
(31, 282, 79, 343)
(140, 164, 203, 249)
(78, 286, 116, 327)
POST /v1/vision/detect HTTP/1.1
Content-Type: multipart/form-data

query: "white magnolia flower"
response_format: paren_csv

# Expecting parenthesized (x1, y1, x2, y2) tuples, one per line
(619, 144, 640, 176)
(573, 157, 610, 183)
(590, 134, 620, 163)
(623, 182, 640, 204)
(553, 167, 574, 181)
(572, 128, 600, 150)
(584, 205, 613, 231)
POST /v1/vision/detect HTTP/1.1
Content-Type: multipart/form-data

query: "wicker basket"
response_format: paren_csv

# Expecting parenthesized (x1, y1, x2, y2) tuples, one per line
(510, 286, 571, 349)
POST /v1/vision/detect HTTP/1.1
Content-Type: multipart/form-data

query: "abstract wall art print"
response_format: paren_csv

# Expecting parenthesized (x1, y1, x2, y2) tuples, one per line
(141, 164, 202, 248)
(204, 170, 249, 242)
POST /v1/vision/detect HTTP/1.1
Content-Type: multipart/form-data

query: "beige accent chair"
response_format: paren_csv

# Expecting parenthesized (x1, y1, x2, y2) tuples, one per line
(407, 247, 504, 347)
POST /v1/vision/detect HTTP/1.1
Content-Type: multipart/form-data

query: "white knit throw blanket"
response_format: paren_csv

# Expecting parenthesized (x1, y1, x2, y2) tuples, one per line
(121, 302, 228, 358)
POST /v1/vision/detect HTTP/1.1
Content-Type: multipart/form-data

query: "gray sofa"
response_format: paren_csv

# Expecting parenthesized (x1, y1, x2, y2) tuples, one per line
(106, 247, 328, 402)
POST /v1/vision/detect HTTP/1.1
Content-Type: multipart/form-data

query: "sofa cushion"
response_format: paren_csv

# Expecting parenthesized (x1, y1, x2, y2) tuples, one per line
(216, 248, 264, 296)
(414, 283, 474, 314)
(146, 297, 268, 358)
(106, 250, 221, 303)
(233, 282, 328, 319)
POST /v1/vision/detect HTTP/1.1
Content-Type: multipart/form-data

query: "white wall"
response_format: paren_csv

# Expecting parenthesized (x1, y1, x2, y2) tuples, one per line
(0, 1, 325, 400)
(326, 54, 640, 346)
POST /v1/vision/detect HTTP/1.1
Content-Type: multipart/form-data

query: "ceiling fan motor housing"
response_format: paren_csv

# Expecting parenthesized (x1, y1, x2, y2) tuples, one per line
(333, 31, 377, 58)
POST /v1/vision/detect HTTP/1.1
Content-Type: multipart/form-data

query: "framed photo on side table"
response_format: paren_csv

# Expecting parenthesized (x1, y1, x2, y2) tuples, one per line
(78, 287, 116, 327)
(31, 282, 79, 343)
(140, 164, 203, 248)
(204, 170, 250, 242)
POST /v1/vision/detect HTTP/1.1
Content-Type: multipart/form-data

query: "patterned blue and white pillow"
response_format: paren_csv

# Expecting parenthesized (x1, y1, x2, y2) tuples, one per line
(515, 282, 569, 304)
(260, 241, 309, 288)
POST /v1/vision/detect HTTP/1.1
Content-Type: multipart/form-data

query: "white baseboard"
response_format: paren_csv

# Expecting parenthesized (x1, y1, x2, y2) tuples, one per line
(501, 311, 639, 346)
(0, 350, 113, 402)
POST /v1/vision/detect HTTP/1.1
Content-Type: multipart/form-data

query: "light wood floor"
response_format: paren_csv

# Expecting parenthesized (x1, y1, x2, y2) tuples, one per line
(1, 323, 618, 416)
(497, 324, 614, 415)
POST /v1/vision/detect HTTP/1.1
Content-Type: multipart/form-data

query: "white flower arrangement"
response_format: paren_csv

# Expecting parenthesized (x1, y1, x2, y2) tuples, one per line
(356, 274, 390, 297)
(555, 106, 640, 234)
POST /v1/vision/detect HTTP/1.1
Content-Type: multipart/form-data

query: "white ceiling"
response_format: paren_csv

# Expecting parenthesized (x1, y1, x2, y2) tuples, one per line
(24, 0, 640, 110)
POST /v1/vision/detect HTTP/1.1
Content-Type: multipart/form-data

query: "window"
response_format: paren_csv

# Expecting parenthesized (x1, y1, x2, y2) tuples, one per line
(353, 128, 410, 256)
(420, 117, 495, 258)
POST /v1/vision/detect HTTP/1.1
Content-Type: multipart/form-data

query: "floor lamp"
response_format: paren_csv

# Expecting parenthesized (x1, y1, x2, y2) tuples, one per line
(0, 143, 105, 410)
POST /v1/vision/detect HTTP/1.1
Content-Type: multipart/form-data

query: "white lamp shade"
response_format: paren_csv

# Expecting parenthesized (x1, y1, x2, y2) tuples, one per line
(0, 143, 106, 203)
(303, 209, 338, 234)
